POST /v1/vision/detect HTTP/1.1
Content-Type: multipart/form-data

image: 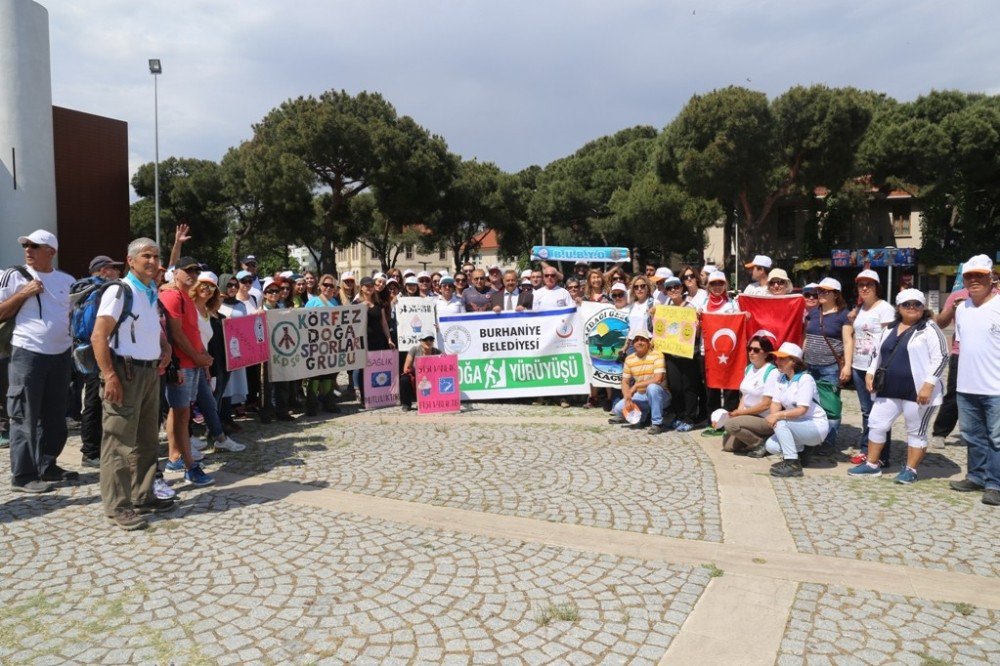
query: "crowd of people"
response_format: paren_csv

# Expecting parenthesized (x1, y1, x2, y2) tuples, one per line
(1, 226, 998, 530)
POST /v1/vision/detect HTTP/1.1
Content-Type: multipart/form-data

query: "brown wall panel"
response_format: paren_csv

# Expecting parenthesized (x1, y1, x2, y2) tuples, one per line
(52, 106, 130, 278)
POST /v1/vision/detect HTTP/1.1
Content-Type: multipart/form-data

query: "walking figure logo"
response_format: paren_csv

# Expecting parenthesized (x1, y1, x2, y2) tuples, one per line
(271, 322, 301, 357)
(483, 359, 506, 389)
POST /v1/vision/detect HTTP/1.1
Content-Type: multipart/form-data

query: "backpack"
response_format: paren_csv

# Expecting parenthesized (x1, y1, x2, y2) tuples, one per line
(0, 266, 40, 357)
(70, 278, 134, 375)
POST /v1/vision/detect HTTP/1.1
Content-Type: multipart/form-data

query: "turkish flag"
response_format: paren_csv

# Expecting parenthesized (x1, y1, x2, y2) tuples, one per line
(702, 313, 748, 389)
(738, 295, 805, 349)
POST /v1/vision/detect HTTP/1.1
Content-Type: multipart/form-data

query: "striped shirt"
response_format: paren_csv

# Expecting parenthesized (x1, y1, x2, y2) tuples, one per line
(623, 350, 665, 393)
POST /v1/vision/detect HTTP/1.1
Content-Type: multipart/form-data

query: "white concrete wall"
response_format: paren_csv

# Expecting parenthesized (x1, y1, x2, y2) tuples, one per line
(0, 0, 56, 269)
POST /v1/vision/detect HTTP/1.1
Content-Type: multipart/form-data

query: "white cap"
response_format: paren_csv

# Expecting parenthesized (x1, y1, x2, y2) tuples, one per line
(773, 342, 804, 359)
(341, 270, 355, 281)
(373, 272, 386, 281)
(280, 270, 294, 279)
(520, 269, 532, 279)
(262, 277, 275, 291)
(653, 267, 674, 282)
(417, 271, 431, 279)
(710, 408, 730, 429)
(197, 271, 218, 285)
(631, 325, 653, 340)
(403, 268, 416, 277)
(520, 278, 532, 285)
(803, 282, 819, 291)
(856, 269, 880, 283)
(707, 271, 727, 284)
(962, 254, 994, 275)
(18, 229, 58, 251)
(744, 254, 772, 270)
(767, 268, 791, 284)
(895, 288, 926, 306)
(488, 264, 501, 272)
(610, 282, 628, 294)
(817, 277, 842, 292)
(702, 264, 717, 273)
(386, 277, 398, 285)
(404, 276, 418, 285)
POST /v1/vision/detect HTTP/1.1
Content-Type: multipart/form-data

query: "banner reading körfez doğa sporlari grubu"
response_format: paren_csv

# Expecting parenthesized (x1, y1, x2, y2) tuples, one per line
(437, 307, 589, 399)
(266, 305, 367, 381)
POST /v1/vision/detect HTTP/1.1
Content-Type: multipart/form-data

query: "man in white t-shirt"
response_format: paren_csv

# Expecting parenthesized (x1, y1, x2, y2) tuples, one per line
(0, 230, 76, 493)
(531, 268, 572, 311)
(949, 255, 1000, 506)
(743, 255, 772, 296)
(92, 237, 174, 529)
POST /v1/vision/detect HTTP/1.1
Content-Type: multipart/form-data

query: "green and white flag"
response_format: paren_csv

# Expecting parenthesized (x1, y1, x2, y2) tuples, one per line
(437, 307, 590, 399)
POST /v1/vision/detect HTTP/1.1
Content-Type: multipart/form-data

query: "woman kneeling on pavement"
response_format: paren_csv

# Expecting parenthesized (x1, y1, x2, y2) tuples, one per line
(724, 335, 779, 455)
(849, 289, 948, 484)
(763, 343, 830, 478)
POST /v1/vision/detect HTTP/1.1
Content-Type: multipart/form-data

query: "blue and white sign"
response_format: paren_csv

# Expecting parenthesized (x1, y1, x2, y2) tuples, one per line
(530, 246, 630, 263)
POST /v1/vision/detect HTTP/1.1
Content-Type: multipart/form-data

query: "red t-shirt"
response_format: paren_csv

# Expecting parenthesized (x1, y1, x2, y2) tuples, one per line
(160, 287, 204, 368)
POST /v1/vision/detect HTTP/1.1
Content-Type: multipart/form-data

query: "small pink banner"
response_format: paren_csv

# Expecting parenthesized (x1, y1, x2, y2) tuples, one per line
(364, 349, 399, 410)
(415, 354, 461, 414)
(223, 313, 269, 371)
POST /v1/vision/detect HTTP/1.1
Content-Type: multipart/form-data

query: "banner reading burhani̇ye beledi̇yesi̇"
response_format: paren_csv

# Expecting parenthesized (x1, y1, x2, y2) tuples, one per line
(437, 307, 590, 399)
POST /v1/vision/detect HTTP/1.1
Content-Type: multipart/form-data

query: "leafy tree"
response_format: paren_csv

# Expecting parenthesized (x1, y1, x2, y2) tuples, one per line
(219, 139, 314, 273)
(130, 157, 229, 268)
(657, 85, 875, 258)
(858, 90, 1000, 263)
(422, 159, 520, 272)
(252, 90, 455, 273)
(529, 126, 658, 247)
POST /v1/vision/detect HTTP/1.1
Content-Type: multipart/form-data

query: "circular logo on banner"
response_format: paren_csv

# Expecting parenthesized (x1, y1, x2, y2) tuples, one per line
(271, 322, 300, 357)
(443, 326, 472, 354)
(537, 247, 549, 260)
(556, 318, 574, 338)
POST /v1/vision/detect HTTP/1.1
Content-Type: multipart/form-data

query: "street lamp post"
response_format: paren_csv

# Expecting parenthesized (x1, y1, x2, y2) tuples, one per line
(148, 59, 162, 251)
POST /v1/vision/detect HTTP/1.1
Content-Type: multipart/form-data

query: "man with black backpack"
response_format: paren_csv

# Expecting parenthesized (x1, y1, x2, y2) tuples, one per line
(72, 255, 125, 467)
(0, 230, 76, 493)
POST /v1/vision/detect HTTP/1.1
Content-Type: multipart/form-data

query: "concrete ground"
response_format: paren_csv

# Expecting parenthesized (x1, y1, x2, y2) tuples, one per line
(1, 387, 998, 665)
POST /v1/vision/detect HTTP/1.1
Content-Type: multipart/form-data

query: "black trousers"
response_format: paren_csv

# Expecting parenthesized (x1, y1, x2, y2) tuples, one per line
(932, 353, 959, 438)
(80, 371, 103, 459)
(666, 354, 703, 423)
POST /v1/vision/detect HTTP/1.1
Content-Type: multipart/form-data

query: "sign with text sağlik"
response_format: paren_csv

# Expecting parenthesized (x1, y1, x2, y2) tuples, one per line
(395, 297, 437, 349)
(437, 307, 590, 399)
(266, 305, 367, 381)
(530, 246, 630, 263)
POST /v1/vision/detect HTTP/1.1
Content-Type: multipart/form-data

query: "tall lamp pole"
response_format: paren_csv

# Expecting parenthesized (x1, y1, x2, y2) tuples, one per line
(148, 59, 162, 250)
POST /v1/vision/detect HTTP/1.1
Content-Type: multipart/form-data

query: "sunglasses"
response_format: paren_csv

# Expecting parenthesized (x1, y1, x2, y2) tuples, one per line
(472, 276, 487, 281)
(633, 284, 648, 289)
(747, 346, 764, 353)
(226, 282, 238, 289)
(803, 292, 818, 298)
(543, 273, 558, 278)
(768, 280, 786, 286)
(683, 275, 696, 280)
(264, 289, 280, 295)
(182, 267, 201, 275)
(321, 282, 336, 288)
(239, 278, 254, 284)
(612, 292, 626, 298)
(666, 285, 683, 291)
(198, 283, 217, 290)
(21, 242, 42, 249)
(899, 301, 923, 309)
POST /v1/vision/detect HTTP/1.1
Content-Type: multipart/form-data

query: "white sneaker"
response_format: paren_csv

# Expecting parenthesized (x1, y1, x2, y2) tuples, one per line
(214, 436, 246, 452)
(191, 437, 208, 451)
(191, 447, 204, 462)
(931, 436, 947, 449)
(153, 477, 176, 500)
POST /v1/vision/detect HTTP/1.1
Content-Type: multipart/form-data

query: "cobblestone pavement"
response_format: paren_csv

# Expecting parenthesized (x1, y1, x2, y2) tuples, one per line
(776, 583, 1000, 665)
(772, 474, 1000, 578)
(0, 483, 709, 665)
(211, 420, 723, 542)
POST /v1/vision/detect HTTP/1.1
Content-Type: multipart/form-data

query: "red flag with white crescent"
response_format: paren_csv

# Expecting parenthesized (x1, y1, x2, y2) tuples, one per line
(701, 313, 748, 389)
(738, 295, 805, 349)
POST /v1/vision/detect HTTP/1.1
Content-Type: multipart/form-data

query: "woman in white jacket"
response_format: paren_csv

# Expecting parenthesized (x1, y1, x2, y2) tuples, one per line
(849, 289, 949, 484)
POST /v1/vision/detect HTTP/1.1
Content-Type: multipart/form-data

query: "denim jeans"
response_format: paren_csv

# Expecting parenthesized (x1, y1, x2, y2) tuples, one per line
(195, 369, 224, 440)
(957, 393, 1000, 491)
(765, 419, 825, 460)
(612, 384, 670, 426)
(808, 362, 841, 448)
(7, 348, 71, 485)
(852, 367, 890, 464)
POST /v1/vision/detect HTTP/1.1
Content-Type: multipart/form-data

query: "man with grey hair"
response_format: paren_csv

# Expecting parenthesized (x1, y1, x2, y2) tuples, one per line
(92, 238, 175, 529)
(0, 229, 76, 493)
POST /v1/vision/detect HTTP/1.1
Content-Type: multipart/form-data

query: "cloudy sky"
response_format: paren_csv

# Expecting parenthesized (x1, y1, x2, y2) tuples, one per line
(42, 0, 998, 188)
